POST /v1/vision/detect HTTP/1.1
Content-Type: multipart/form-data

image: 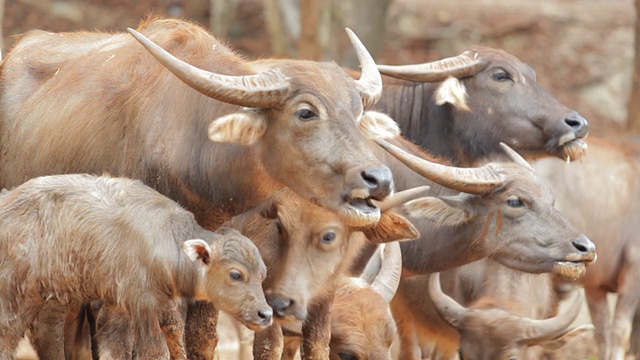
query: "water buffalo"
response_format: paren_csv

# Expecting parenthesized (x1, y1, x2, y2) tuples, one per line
(533, 136, 640, 360)
(0, 174, 269, 360)
(423, 265, 589, 360)
(374, 138, 596, 278)
(0, 18, 399, 359)
(226, 188, 422, 359)
(373, 47, 589, 165)
(0, 17, 396, 231)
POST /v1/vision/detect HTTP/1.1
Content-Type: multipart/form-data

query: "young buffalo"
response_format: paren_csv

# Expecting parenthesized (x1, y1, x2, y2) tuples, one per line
(0, 174, 270, 359)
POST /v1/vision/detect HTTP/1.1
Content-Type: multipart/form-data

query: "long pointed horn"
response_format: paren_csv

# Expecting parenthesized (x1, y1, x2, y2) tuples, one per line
(519, 291, 583, 344)
(499, 142, 535, 172)
(127, 28, 290, 108)
(373, 185, 431, 212)
(368, 242, 402, 303)
(428, 272, 468, 329)
(346, 28, 382, 109)
(375, 139, 505, 195)
(377, 50, 484, 82)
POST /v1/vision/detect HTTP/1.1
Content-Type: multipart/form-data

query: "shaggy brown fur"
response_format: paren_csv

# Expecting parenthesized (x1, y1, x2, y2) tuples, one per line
(0, 174, 269, 359)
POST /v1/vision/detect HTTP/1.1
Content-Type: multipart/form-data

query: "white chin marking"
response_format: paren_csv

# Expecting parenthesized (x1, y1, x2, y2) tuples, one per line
(338, 204, 381, 227)
(553, 262, 586, 281)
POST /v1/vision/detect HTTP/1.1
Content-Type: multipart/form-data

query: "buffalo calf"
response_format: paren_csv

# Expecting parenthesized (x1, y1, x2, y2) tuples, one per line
(0, 174, 270, 359)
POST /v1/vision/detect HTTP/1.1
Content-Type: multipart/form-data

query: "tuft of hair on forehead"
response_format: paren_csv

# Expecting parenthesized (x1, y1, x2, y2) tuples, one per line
(358, 111, 401, 140)
(435, 77, 471, 112)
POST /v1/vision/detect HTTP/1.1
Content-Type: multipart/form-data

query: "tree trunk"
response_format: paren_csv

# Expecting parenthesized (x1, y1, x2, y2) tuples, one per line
(210, 0, 239, 38)
(627, 0, 640, 133)
(299, 0, 322, 60)
(329, 0, 392, 68)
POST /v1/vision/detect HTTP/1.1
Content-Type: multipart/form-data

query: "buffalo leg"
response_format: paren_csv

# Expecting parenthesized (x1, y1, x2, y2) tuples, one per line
(611, 246, 640, 360)
(160, 299, 187, 360)
(282, 335, 302, 360)
(253, 323, 284, 360)
(300, 296, 332, 360)
(95, 303, 134, 360)
(30, 302, 69, 360)
(185, 300, 219, 360)
(586, 288, 612, 360)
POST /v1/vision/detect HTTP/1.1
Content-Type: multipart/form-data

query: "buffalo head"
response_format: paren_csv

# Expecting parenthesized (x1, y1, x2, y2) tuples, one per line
(128, 24, 401, 227)
(376, 139, 597, 280)
(377, 47, 588, 163)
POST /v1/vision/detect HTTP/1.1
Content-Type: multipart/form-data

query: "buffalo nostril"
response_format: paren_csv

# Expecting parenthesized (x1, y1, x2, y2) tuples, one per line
(258, 308, 273, 320)
(564, 113, 589, 135)
(360, 167, 393, 200)
(572, 236, 596, 254)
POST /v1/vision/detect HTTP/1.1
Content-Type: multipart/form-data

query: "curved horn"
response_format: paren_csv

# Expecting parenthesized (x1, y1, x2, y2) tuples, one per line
(127, 28, 290, 108)
(346, 28, 383, 109)
(369, 242, 402, 303)
(375, 139, 505, 195)
(519, 291, 584, 344)
(373, 186, 431, 212)
(428, 272, 469, 329)
(361, 244, 383, 285)
(377, 50, 484, 83)
(499, 142, 535, 172)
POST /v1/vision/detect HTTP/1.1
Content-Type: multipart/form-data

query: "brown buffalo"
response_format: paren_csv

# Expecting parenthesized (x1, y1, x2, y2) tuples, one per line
(273, 242, 403, 360)
(226, 188, 422, 359)
(373, 47, 589, 165)
(424, 265, 589, 360)
(533, 136, 640, 360)
(0, 18, 400, 359)
(0, 174, 269, 360)
(373, 138, 596, 278)
(0, 18, 396, 232)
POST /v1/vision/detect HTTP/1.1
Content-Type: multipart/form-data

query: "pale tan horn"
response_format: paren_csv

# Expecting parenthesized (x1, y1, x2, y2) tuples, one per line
(373, 185, 431, 212)
(370, 242, 402, 303)
(499, 142, 535, 172)
(377, 50, 484, 83)
(428, 272, 469, 329)
(375, 139, 505, 195)
(345, 28, 383, 109)
(127, 28, 290, 108)
(519, 291, 584, 344)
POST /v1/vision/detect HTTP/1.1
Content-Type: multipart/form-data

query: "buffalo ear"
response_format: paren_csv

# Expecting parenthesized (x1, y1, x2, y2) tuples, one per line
(362, 210, 419, 243)
(403, 195, 471, 227)
(183, 239, 214, 268)
(208, 109, 266, 145)
(539, 324, 595, 351)
(434, 77, 471, 111)
(359, 111, 400, 140)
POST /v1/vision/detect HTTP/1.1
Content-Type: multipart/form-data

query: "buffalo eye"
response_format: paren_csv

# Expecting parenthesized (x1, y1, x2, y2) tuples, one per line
(275, 221, 284, 235)
(492, 71, 511, 82)
(321, 231, 336, 244)
(296, 108, 318, 121)
(338, 353, 358, 360)
(506, 196, 524, 208)
(229, 270, 243, 281)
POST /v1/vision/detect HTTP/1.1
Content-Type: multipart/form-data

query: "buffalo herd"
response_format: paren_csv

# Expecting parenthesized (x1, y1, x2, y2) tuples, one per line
(0, 16, 635, 360)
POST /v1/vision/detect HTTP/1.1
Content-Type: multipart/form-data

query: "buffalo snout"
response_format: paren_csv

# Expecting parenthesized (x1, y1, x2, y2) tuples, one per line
(564, 112, 589, 139)
(571, 235, 597, 263)
(266, 293, 307, 321)
(360, 167, 393, 200)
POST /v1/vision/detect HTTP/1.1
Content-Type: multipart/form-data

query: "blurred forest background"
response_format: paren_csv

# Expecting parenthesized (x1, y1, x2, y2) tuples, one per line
(0, 0, 636, 136)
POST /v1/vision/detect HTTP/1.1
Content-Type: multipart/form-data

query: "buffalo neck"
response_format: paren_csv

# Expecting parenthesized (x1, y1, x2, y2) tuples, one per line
(375, 78, 462, 165)
(372, 137, 490, 274)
